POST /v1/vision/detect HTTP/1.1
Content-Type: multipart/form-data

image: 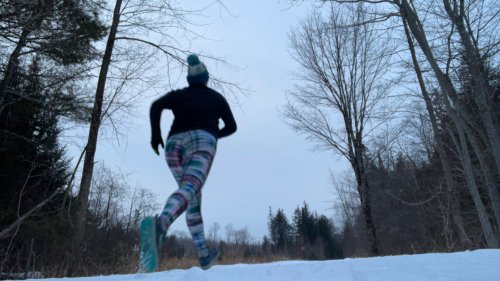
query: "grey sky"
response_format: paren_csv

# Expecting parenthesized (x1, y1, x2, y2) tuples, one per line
(89, 1, 349, 240)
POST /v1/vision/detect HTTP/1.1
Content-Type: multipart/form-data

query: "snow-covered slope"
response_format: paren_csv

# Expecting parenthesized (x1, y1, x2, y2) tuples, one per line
(23, 250, 500, 281)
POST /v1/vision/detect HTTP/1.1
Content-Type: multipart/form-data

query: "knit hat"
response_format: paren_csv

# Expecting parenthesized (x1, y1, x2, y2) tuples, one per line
(186, 54, 209, 85)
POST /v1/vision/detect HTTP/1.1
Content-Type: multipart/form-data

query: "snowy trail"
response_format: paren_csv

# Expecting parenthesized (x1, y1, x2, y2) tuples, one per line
(23, 250, 500, 281)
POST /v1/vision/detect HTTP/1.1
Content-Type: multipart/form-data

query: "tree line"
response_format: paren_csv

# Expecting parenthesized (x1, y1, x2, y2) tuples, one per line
(157, 203, 343, 268)
(266, 203, 343, 260)
(285, 0, 499, 255)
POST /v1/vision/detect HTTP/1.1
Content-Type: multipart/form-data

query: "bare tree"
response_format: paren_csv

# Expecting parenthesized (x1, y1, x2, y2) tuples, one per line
(124, 187, 158, 233)
(71, 0, 124, 261)
(440, 0, 500, 178)
(284, 4, 398, 255)
(401, 17, 472, 247)
(225, 223, 234, 244)
(295, 0, 500, 249)
(290, 0, 500, 249)
(448, 117, 498, 248)
(208, 222, 221, 244)
(396, 0, 499, 247)
(88, 164, 127, 230)
(331, 171, 360, 232)
(234, 227, 252, 247)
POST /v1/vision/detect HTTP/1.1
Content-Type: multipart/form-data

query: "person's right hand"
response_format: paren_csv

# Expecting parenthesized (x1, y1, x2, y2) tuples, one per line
(150, 136, 164, 155)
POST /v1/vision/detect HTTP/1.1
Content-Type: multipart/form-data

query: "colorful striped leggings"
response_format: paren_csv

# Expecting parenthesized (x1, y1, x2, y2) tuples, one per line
(158, 130, 217, 258)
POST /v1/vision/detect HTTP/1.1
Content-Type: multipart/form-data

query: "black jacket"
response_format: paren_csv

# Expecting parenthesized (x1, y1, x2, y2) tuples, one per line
(150, 84, 237, 140)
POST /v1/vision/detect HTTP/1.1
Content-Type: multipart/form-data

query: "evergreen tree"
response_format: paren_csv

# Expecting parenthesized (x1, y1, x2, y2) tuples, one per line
(268, 208, 292, 252)
(0, 56, 73, 273)
(292, 202, 318, 246)
(0, 56, 69, 225)
(261, 235, 272, 254)
(0, 0, 107, 107)
(317, 215, 343, 259)
(0, 0, 105, 241)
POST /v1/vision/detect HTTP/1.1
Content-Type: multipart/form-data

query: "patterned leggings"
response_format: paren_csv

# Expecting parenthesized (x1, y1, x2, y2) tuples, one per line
(158, 130, 217, 258)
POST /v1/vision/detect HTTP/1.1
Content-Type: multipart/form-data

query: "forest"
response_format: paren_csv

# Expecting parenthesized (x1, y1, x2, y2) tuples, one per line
(1, 0, 499, 279)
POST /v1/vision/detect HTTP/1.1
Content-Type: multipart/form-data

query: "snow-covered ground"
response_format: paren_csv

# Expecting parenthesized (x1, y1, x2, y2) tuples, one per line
(21, 249, 500, 281)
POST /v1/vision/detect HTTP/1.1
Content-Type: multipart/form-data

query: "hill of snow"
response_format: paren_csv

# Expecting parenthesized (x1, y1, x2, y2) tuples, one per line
(21, 249, 500, 281)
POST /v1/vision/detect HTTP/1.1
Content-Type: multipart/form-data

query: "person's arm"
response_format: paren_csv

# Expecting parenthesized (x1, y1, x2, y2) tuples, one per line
(219, 98, 237, 138)
(149, 92, 174, 154)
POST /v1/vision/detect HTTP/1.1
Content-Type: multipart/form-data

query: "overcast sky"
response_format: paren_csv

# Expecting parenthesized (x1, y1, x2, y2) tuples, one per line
(86, 0, 349, 241)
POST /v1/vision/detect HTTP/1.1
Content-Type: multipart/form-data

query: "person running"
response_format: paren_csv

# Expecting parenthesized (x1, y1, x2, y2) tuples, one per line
(140, 54, 237, 272)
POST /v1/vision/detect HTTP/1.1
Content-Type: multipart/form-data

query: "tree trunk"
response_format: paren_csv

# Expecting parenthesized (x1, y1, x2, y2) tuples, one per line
(352, 148, 380, 256)
(453, 123, 499, 248)
(402, 18, 471, 248)
(1, 145, 84, 239)
(0, 188, 59, 239)
(0, 28, 30, 112)
(442, 0, 500, 180)
(71, 0, 122, 265)
(462, 122, 500, 232)
(402, 0, 500, 195)
(435, 57, 500, 247)
(104, 183, 113, 230)
(436, 194, 453, 251)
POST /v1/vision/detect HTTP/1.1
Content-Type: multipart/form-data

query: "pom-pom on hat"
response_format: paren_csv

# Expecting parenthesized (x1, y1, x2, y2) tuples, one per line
(186, 54, 209, 85)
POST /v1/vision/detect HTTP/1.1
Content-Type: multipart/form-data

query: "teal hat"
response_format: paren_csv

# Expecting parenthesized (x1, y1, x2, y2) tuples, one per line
(186, 54, 209, 85)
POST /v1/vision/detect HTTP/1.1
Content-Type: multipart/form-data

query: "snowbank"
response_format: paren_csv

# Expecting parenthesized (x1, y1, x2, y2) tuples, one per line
(22, 249, 500, 281)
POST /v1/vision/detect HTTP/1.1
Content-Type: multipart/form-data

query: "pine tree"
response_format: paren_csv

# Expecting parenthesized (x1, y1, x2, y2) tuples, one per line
(0, 0, 107, 108)
(268, 208, 292, 252)
(0, 56, 69, 224)
(0, 56, 73, 273)
(317, 215, 343, 259)
(292, 202, 318, 246)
